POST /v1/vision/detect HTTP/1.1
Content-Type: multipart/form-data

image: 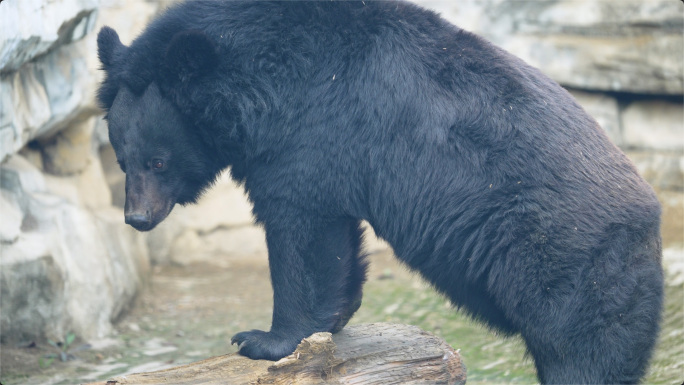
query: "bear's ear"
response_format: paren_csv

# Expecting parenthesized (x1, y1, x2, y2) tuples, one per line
(164, 30, 219, 83)
(97, 26, 126, 69)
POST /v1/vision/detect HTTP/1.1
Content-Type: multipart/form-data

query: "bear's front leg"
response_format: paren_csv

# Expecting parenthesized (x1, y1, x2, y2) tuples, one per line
(231, 216, 366, 360)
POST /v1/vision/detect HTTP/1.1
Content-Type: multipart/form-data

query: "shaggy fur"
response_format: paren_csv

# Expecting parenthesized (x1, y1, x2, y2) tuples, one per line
(97, 2, 664, 383)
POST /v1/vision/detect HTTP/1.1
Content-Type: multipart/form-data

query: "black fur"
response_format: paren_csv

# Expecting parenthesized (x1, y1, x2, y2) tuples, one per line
(97, 1, 664, 383)
(163, 30, 219, 84)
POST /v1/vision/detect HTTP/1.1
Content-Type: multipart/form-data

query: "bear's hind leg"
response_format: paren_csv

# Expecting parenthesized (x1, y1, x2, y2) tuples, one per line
(523, 246, 663, 384)
(527, 300, 661, 385)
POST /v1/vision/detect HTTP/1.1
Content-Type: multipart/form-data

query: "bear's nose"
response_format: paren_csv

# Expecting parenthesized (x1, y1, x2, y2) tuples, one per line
(125, 212, 151, 228)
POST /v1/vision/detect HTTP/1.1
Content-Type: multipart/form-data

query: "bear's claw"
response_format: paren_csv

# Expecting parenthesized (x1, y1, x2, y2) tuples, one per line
(231, 329, 301, 361)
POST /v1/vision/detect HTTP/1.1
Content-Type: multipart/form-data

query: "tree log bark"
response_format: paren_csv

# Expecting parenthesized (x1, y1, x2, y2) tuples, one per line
(86, 323, 466, 385)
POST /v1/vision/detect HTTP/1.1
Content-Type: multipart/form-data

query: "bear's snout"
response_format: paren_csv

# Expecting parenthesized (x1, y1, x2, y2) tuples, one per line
(125, 212, 152, 230)
(122, 172, 175, 231)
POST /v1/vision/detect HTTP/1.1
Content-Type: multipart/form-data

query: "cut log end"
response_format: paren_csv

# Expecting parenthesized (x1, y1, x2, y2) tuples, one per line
(87, 323, 466, 385)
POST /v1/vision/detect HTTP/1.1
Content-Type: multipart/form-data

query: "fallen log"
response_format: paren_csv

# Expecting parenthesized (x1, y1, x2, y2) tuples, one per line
(86, 323, 466, 385)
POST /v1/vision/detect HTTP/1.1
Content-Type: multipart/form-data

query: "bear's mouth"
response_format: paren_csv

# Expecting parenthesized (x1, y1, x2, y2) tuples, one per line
(128, 219, 158, 232)
(124, 197, 175, 232)
(126, 206, 173, 232)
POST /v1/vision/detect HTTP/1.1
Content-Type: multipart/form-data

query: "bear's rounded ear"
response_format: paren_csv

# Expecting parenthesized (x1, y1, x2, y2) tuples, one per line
(164, 30, 219, 83)
(97, 26, 126, 69)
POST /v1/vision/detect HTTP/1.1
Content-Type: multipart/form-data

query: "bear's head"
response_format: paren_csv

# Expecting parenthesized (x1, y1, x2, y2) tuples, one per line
(97, 27, 221, 231)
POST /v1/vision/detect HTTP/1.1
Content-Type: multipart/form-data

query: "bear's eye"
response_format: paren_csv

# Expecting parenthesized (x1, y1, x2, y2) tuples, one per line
(151, 159, 165, 170)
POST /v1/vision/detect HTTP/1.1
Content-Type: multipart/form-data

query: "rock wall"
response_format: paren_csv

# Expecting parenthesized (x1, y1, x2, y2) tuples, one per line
(419, 0, 683, 95)
(1, 0, 682, 344)
(0, 0, 160, 343)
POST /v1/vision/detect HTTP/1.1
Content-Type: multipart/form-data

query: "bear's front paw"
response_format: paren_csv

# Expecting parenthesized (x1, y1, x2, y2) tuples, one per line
(231, 329, 300, 361)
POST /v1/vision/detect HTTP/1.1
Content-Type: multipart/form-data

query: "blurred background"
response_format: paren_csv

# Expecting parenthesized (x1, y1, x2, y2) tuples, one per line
(1, 0, 682, 384)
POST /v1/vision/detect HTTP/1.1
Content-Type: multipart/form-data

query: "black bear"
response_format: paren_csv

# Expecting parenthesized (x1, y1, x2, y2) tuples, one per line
(96, 1, 664, 383)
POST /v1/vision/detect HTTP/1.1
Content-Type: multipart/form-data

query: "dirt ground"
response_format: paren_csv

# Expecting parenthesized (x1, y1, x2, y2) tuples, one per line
(1, 241, 683, 384)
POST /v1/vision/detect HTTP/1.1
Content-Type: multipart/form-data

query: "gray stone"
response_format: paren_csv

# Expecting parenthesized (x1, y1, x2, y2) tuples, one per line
(628, 151, 684, 192)
(416, 0, 684, 95)
(0, 0, 161, 163)
(0, 153, 47, 210)
(0, 39, 96, 163)
(0, 0, 99, 72)
(99, 143, 125, 208)
(0, 154, 149, 343)
(93, 116, 111, 148)
(44, 152, 113, 209)
(622, 100, 684, 152)
(0, 251, 68, 343)
(171, 172, 255, 232)
(0, 190, 22, 243)
(168, 226, 267, 265)
(41, 116, 98, 176)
